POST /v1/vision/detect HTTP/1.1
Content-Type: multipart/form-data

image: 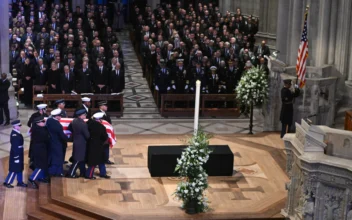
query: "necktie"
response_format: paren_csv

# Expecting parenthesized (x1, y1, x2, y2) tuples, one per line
(116, 70, 118, 75)
(83, 68, 86, 72)
(70, 68, 73, 73)
(22, 58, 24, 63)
(40, 50, 43, 57)
(100, 67, 102, 73)
(66, 74, 69, 80)
(12, 51, 15, 58)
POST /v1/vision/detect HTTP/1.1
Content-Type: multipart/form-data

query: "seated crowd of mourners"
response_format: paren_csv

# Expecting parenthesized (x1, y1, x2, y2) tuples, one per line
(9, 0, 125, 108)
(131, 1, 270, 96)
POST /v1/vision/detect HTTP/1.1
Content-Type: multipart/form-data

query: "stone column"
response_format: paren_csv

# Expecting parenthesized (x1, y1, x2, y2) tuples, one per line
(276, 0, 290, 63)
(334, 0, 352, 80)
(327, 0, 337, 65)
(348, 18, 352, 81)
(0, 3, 17, 120)
(288, 0, 304, 65)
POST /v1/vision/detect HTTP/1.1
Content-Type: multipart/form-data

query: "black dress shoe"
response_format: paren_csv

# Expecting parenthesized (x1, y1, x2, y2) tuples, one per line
(99, 175, 111, 179)
(4, 122, 10, 126)
(3, 183, 14, 188)
(66, 175, 79, 179)
(17, 182, 28, 187)
(28, 179, 39, 189)
(105, 160, 114, 165)
(38, 178, 50, 183)
(84, 176, 96, 180)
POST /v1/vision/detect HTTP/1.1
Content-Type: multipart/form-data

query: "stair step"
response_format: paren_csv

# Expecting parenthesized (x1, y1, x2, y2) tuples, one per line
(38, 183, 95, 220)
(26, 187, 60, 220)
(123, 107, 159, 113)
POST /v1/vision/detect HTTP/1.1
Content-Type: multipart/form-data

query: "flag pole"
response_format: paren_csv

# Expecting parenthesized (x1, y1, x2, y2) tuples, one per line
(296, 5, 310, 86)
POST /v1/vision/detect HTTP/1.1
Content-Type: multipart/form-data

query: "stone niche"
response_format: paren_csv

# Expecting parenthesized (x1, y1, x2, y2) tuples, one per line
(281, 119, 352, 220)
(263, 57, 338, 131)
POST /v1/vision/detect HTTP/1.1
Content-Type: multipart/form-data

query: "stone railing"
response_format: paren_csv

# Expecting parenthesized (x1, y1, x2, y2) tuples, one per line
(281, 119, 352, 220)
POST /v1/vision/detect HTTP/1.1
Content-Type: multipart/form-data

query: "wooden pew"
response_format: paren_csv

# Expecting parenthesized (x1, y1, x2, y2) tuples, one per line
(201, 94, 240, 117)
(160, 94, 196, 117)
(345, 111, 352, 131)
(33, 94, 124, 117)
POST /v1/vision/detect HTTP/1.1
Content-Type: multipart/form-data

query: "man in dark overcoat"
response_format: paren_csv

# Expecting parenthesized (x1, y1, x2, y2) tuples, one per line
(85, 112, 110, 179)
(3, 120, 28, 188)
(94, 101, 114, 165)
(28, 115, 50, 189)
(0, 73, 10, 126)
(280, 79, 300, 138)
(46, 109, 69, 177)
(67, 109, 89, 178)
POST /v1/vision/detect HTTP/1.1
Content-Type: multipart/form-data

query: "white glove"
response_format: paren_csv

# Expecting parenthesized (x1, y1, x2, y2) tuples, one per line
(295, 84, 299, 88)
(14, 160, 20, 163)
(190, 87, 194, 90)
(223, 85, 227, 89)
(155, 85, 159, 91)
(172, 85, 176, 90)
(185, 85, 188, 89)
(167, 87, 170, 91)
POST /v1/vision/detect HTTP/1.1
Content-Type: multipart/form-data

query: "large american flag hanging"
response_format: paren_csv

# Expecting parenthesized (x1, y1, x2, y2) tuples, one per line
(296, 10, 309, 88)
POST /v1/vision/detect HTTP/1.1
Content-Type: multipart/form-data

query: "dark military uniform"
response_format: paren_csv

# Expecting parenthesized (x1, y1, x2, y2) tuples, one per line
(280, 85, 300, 138)
(4, 127, 26, 187)
(155, 67, 171, 94)
(47, 117, 69, 176)
(174, 66, 189, 94)
(94, 107, 113, 164)
(207, 73, 220, 94)
(226, 66, 241, 94)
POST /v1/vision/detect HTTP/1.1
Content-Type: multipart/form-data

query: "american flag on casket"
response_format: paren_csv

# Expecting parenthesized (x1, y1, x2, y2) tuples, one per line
(28, 118, 116, 147)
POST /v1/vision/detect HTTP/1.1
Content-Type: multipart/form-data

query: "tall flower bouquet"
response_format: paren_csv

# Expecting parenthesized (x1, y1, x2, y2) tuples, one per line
(236, 67, 269, 115)
(236, 67, 269, 134)
(174, 130, 212, 214)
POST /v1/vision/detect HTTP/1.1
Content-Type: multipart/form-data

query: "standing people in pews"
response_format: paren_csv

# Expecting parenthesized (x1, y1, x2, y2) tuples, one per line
(74, 97, 92, 118)
(34, 58, 47, 86)
(207, 66, 220, 94)
(60, 65, 75, 94)
(154, 59, 171, 94)
(78, 61, 93, 94)
(94, 101, 114, 165)
(48, 61, 60, 94)
(0, 73, 10, 126)
(3, 120, 28, 188)
(94, 59, 109, 94)
(110, 62, 124, 93)
(46, 109, 69, 177)
(67, 109, 89, 178)
(22, 57, 34, 107)
(85, 112, 111, 179)
(28, 115, 50, 189)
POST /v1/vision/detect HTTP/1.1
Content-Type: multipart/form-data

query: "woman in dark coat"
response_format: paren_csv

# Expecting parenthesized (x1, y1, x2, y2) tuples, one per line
(22, 58, 34, 106)
(47, 61, 60, 94)
(85, 112, 110, 179)
(28, 116, 50, 188)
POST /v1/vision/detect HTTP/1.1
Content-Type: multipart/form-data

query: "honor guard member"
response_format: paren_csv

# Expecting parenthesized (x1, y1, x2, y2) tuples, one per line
(74, 97, 91, 118)
(27, 103, 48, 170)
(27, 104, 48, 127)
(47, 109, 69, 177)
(155, 59, 171, 94)
(191, 61, 207, 93)
(67, 109, 89, 178)
(94, 101, 114, 164)
(174, 59, 189, 94)
(28, 116, 50, 189)
(55, 99, 67, 117)
(85, 112, 111, 179)
(280, 79, 300, 138)
(3, 120, 28, 188)
(207, 66, 220, 94)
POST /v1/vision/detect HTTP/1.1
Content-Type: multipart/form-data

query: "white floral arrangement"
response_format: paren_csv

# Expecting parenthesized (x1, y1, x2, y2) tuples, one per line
(235, 67, 269, 114)
(174, 130, 212, 213)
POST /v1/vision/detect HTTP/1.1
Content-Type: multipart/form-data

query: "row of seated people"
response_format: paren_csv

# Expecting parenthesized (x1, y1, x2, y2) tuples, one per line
(131, 2, 270, 96)
(9, 1, 125, 107)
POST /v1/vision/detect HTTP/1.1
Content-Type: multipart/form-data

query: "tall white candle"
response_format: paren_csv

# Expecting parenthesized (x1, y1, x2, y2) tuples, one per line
(194, 80, 201, 135)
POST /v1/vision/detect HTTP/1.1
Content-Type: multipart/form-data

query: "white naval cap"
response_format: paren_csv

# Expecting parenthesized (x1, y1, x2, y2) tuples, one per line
(92, 112, 104, 119)
(81, 97, 91, 102)
(51, 108, 62, 116)
(37, 104, 47, 110)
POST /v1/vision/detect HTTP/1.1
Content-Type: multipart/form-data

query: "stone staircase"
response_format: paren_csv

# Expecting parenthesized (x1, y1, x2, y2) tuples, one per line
(116, 31, 162, 120)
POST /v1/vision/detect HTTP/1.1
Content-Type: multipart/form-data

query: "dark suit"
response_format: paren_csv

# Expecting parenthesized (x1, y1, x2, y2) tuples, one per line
(60, 72, 75, 94)
(94, 66, 109, 94)
(34, 65, 47, 85)
(77, 68, 93, 93)
(110, 69, 124, 93)
(0, 79, 10, 124)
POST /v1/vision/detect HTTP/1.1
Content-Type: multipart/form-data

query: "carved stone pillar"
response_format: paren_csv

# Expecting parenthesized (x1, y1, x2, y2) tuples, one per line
(0, 3, 17, 120)
(276, 0, 290, 63)
(314, 0, 331, 67)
